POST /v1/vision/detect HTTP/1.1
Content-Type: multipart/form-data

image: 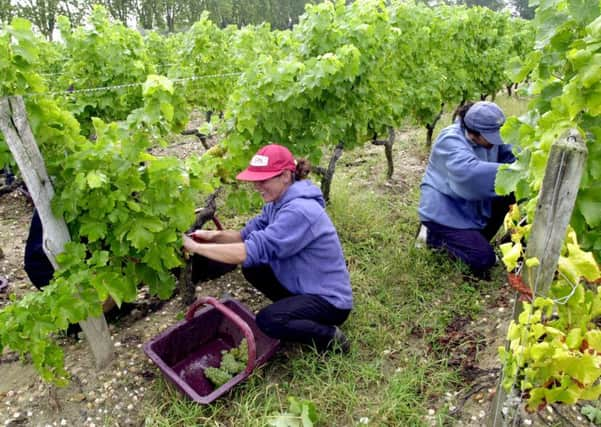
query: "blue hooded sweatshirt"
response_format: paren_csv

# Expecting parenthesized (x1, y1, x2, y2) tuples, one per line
(419, 123, 515, 229)
(241, 180, 353, 310)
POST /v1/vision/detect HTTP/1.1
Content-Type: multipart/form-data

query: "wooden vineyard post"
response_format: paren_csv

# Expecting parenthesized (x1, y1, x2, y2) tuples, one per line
(488, 129, 588, 426)
(0, 96, 114, 369)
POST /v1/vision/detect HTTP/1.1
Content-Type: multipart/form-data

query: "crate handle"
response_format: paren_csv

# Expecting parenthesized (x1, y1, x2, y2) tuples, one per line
(185, 296, 257, 374)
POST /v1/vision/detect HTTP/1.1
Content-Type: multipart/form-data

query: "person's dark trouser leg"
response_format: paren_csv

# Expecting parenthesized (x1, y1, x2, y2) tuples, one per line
(242, 264, 351, 351)
(255, 294, 351, 351)
(241, 264, 293, 302)
(423, 221, 496, 276)
(481, 194, 516, 241)
(24, 209, 55, 290)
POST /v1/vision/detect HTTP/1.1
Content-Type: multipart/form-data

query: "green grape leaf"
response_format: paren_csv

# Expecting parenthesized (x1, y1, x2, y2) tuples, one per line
(568, 0, 600, 26)
(561, 243, 601, 282)
(86, 171, 107, 189)
(566, 328, 583, 350)
(534, 9, 569, 50)
(79, 220, 107, 242)
(496, 151, 530, 195)
(577, 188, 601, 228)
(543, 381, 580, 405)
(558, 256, 581, 285)
(127, 224, 154, 249)
(580, 383, 601, 401)
(87, 250, 109, 267)
(530, 342, 553, 361)
(584, 330, 601, 352)
(582, 404, 601, 424)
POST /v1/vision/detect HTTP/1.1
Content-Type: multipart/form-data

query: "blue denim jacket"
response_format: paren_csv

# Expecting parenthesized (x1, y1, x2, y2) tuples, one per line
(418, 122, 515, 229)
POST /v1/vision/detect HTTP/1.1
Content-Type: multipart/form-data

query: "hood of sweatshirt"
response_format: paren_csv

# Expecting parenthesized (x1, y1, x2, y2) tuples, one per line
(273, 179, 325, 210)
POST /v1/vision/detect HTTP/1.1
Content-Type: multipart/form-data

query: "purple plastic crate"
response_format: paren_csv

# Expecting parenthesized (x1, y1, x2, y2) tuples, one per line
(143, 296, 279, 404)
(0, 276, 7, 293)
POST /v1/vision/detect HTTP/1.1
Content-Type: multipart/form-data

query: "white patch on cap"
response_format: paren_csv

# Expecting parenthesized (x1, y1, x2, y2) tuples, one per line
(250, 154, 269, 167)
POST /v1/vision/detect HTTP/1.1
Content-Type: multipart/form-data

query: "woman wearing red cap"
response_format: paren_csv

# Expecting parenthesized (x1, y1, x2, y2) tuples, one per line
(183, 144, 353, 353)
(418, 101, 516, 279)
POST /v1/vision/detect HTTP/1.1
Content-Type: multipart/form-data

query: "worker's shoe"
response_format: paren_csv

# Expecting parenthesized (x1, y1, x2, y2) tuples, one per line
(329, 326, 351, 354)
(415, 224, 428, 248)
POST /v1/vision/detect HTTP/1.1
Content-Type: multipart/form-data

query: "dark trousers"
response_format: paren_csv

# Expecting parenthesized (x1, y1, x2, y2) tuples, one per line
(242, 264, 350, 351)
(423, 194, 515, 276)
(24, 210, 55, 290)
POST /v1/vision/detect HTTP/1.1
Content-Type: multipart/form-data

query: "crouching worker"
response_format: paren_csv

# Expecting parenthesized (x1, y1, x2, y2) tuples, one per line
(183, 144, 353, 353)
(418, 101, 516, 279)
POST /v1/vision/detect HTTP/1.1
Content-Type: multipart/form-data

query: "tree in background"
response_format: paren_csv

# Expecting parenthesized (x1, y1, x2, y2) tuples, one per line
(134, 0, 156, 29)
(57, 0, 88, 26)
(461, 0, 504, 11)
(444, 0, 535, 18)
(131, 0, 321, 32)
(0, 0, 13, 25)
(16, 0, 61, 39)
(97, 0, 132, 25)
(0, 0, 322, 35)
(5, 0, 87, 39)
(510, 0, 535, 19)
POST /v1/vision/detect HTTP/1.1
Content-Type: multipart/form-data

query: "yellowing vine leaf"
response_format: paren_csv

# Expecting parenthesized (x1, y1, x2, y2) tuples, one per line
(559, 243, 601, 282)
(584, 330, 601, 352)
(500, 241, 522, 271)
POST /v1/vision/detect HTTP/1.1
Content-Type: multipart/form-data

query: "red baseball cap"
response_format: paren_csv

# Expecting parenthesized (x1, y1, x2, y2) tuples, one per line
(236, 144, 296, 181)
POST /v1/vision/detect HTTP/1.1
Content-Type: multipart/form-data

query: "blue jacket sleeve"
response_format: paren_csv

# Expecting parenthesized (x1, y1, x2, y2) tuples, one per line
(438, 135, 502, 201)
(498, 144, 516, 164)
(243, 205, 316, 267)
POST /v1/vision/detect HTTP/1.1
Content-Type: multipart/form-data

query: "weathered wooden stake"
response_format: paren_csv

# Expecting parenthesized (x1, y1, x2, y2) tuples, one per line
(0, 96, 114, 369)
(488, 129, 588, 426)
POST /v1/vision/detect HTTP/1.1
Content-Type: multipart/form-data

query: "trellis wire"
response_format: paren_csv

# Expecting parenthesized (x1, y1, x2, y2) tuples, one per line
(40, 63, 180, 77)
(23, 72, 243, 97)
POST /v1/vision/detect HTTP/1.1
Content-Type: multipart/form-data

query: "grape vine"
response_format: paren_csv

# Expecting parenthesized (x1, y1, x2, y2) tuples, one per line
(496, 0, 601, 411)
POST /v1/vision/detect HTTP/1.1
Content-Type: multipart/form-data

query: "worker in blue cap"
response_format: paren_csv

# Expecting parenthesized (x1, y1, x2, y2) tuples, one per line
(417, 101, 516, 279)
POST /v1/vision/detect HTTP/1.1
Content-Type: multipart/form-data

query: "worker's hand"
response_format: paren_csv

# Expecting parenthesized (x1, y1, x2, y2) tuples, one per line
(182, 234, 199, 254)
(189, 229, 217, 243)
